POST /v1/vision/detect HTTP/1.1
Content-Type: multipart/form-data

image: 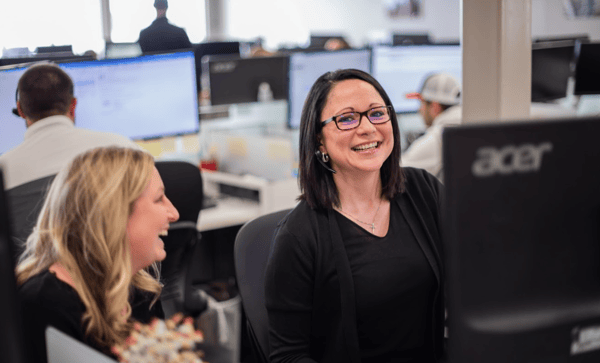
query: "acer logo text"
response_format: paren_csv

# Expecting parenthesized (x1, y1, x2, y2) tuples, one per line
(471, 142, 552, 177)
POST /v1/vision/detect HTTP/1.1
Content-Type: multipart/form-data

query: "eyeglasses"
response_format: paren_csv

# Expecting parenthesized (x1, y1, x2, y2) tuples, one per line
(321, 105, 393, 131)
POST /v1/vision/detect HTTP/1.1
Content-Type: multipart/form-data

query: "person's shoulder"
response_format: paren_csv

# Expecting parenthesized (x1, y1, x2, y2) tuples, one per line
(400, 167, 442, 197)
(74, 128, 139, 149)
(275, 201, 324, 242)
(19, 271, 83, 311)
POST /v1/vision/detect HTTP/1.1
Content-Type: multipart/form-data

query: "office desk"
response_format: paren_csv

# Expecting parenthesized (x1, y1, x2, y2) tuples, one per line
(198, 171, 300, 232)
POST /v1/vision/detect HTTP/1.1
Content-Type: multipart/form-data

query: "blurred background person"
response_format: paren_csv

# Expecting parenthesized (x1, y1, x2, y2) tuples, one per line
(403, 73, 462, 180)
(138, 0, 192, 53)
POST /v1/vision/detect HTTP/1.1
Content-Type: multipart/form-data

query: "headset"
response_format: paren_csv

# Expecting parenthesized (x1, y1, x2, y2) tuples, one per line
(314, 150, 336, 173)
(12, 88, 19, 117)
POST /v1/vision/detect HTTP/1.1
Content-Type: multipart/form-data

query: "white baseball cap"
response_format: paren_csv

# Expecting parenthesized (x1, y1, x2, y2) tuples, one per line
(406, 73, 461, 106)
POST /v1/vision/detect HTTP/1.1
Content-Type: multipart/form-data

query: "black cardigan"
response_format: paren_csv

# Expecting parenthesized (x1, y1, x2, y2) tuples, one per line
(265, 167, 445, 363)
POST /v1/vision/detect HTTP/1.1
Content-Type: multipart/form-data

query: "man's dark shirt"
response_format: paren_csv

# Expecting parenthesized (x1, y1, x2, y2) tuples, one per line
(138, 17, 192, 53)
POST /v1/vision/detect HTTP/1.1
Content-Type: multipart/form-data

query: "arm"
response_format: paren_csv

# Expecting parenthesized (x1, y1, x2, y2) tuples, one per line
(265, 226, 318, 363)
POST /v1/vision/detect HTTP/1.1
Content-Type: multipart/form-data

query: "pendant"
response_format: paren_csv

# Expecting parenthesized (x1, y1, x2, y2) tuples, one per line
(371, 223, 375, 233)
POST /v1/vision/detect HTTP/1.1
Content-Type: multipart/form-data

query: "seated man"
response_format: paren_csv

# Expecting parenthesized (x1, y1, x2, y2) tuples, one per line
(138, 0, 192, 54)
(0, 63, 139, 249)
(402, 73, 462, 180)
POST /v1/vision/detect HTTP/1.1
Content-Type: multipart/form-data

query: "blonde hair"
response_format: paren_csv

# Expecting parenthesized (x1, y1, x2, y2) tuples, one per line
(16, 147, 161, 348)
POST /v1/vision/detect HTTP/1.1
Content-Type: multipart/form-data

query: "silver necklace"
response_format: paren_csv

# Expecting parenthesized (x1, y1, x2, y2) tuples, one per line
(338, 197, 383, 234)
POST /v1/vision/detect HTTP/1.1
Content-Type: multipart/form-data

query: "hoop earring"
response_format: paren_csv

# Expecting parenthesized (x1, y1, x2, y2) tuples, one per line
(322, 153, 330, 163)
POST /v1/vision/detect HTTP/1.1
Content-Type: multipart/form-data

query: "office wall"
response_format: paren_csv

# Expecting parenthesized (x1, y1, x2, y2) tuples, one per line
(532, 0, 600, 41)
(226, 0, 600, 49)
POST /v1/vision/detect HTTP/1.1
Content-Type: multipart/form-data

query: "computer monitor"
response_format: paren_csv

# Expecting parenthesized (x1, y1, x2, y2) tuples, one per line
(204, 54, 289, 106)
(0, 54, 96, 68)
(371, 44, 462, 113)
(0, 51, 199, 155)
(193, 41, 240, 92)
(531, 41, 575, 102)
(574, 43, 600, 96)
(287, 49, 372, 129)
(36, 45, 73, 54)
(0, 168, 28, 363)
(534, 34, 590, 45)
(309, 34, 347, 50)
(443, 116, 600, 363)
(392, 33, 431, 45)
(104, 42, 142, 59)
(0, 65, 29, 155)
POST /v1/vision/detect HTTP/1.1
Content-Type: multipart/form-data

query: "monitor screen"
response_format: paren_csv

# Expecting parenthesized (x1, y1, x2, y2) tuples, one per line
(0, 169, 27, 363)
(371, 45, 462, 113)
(574, 43, 600, 96)
(104, 42, 142, 59)
(0, 65, 28, 155)
(531, 42, 575, 102)
(287, 49, 372, 129)
(443, 116, 600, 363)
(205, 54, 289, 106)
(0, 51, 199, 154)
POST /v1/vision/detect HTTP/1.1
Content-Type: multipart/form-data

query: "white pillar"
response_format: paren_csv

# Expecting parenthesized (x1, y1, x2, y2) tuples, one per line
(100, 0, 112, 43)
(461, 0, 532, 124)
(205, 0, 227, 41)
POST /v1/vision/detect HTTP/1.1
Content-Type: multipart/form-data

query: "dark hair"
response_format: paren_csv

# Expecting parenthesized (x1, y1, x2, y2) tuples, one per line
(298, 69, 405, 210)
(17, 64, 74, 121)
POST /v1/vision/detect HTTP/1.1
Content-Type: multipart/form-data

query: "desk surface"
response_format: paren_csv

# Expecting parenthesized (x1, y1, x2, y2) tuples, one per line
(198, 196, 262, 232)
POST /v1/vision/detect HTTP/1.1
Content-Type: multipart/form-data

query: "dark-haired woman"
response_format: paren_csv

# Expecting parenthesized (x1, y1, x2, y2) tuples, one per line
(265, 69, 445, 363)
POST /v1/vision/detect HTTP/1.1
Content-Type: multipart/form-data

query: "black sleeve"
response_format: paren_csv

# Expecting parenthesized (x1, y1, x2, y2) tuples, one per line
(264, 224, 318, 363)
(20, 292, 86, 363)
(131, 289, 164, 323)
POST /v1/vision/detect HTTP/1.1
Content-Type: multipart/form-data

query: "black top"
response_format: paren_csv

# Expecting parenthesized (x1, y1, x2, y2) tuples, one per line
(336, 201, 436, 363)
(138, 17, 192, 53)
(265, 167, 445, 363)
(18, 270, 164, 363)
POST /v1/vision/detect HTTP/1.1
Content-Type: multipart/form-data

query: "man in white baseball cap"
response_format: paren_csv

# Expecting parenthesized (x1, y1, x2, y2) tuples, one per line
(402, 73, 462, 180)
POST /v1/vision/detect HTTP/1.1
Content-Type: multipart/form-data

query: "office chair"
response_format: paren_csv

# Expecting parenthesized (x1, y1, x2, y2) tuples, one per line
(155, 160, 208, 318)
(233, 208, 292, 363)
(0, 169, 29, 363)
(6, 174, 56, 260)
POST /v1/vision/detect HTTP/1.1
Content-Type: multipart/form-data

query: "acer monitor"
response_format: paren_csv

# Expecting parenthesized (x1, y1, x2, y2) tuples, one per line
(193, 41, 240, 93)
(287, 48, 372, 128)
(0, 168, 28, 363)
(371, 44, 462, 113)
(574, 42, 600, 96)
(442, 116, 600, 363)
(0, 51, 199, 154)
(204, 54, 289, 106)
(531, 41, 575, 102)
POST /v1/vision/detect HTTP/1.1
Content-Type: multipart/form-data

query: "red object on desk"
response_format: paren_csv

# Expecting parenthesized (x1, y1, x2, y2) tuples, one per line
(200, 159, 218, 171)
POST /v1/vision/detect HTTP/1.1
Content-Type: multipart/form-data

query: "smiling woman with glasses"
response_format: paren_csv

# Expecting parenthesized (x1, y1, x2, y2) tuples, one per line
(265, 69, 446, 363)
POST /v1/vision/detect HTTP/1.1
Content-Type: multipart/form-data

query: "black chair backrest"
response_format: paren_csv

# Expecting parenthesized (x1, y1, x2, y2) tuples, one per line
(155, 161, 206, 317)
(233, 208, 292, 363)
(0, 169, 28, 363)
(6, 174, 56, 260)
(155, 161, 203, 224)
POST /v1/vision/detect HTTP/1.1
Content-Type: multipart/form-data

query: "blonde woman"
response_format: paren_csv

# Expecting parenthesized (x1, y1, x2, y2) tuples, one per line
(16, 147, 179, 363)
